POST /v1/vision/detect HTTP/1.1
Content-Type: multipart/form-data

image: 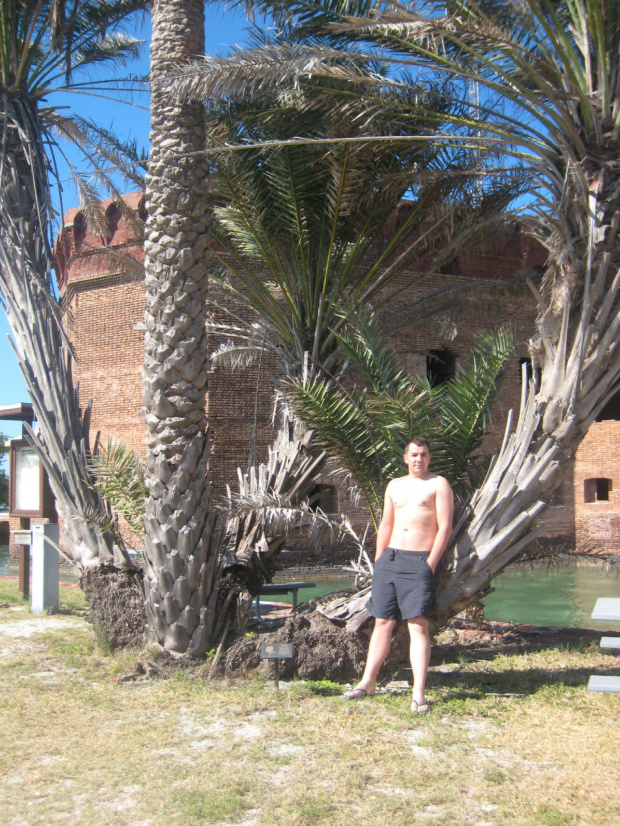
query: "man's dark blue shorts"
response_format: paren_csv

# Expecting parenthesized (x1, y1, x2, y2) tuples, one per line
(366, 548, 435, 620)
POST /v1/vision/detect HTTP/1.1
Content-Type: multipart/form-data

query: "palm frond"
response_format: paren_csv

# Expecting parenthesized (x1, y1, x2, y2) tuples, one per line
(429, 327, 516, 494)
(331, 300, 410, 395)
(283, 371, 387, 524)
(210, 342, 261, 370)
(88, 440, 147, 538)
(284, 321, 514, 519)
(223, 488, 358, 549)
(170, 43, 380, 104)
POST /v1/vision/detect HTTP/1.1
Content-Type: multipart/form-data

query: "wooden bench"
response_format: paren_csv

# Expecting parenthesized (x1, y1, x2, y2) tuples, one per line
(254, 581, 316, 622)
(588, 598, 620, 693)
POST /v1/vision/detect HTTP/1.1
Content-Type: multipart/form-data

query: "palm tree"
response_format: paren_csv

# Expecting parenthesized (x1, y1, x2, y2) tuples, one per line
(202, 80, 519, 627)
(243, 0, 620, 624)
(141, 0, 222, 654)
(345, 0, 620, 621)
(283, 308, 515, 526)
(0, 0, 147, 570)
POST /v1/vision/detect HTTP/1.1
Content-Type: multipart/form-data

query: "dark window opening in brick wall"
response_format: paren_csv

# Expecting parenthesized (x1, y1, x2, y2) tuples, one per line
(105, 202, 122, 242)
(427, 348, 456, 386)
(584, 477, 612, 503)
(309, 484, 339, 514)
(595, 389, 620, 422)
(73, 211, 86, 248)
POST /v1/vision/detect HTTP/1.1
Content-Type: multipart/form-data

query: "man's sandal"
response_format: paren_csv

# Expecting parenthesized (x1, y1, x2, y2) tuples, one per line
(411, 699, 431, 714)
(343, 687, 375, 700)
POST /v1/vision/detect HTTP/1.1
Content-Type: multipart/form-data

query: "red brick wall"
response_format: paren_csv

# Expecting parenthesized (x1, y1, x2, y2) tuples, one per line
(66, 280, 145, 453)
(53, 195, 619, 560)
(574, 421, 620, 553)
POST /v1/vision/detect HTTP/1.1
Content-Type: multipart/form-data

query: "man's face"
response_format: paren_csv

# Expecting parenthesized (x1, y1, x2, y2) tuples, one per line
(403, 444, 431, 476)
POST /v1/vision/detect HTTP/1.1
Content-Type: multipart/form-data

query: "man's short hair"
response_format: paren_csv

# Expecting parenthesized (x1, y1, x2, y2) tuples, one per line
(404, 436, 431, 453)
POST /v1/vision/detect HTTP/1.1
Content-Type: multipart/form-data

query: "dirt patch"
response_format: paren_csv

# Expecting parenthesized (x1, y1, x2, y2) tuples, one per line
(437, 618, 604, 653)
(0, 614, 88, 660)
(79, 565, 145, 649)
(224, 609, 413, 681)
(0, 617, 75, 638)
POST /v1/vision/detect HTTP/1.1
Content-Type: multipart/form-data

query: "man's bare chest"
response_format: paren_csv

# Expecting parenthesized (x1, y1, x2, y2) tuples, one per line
(392, 482, 436, 514)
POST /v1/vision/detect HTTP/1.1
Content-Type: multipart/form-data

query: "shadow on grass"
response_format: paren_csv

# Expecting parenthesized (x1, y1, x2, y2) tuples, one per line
(432, 624, 607, 663)
(424, 663, 620, 697)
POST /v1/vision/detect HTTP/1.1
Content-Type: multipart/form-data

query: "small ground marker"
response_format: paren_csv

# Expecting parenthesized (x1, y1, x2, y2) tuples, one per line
(260, 643, 293, 688)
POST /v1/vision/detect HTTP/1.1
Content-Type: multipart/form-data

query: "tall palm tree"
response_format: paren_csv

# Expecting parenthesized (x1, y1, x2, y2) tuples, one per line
(0, 0, 147, 569)
(344, 0, 620, 620)
(141, 0, 222, 654)
(245, 0, 620, 624)
(202, 81, 519, 625)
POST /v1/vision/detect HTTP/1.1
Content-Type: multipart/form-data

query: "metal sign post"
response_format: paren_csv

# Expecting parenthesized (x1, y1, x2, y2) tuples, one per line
(259, 643, 294, 688)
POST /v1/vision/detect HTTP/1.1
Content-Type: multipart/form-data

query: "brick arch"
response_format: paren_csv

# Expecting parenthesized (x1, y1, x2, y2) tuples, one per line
(73, 210, 86, 247)
(138, 195, 147, 222)
(105, 201, 122, 243)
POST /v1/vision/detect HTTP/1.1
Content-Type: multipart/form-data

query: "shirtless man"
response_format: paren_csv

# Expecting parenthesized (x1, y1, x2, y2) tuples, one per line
(344, 437, 454, 712)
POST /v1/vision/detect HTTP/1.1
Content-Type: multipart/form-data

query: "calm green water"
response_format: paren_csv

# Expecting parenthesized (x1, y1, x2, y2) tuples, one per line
(3, 542, 618, 630)
(483, 563, 619, 631)
(271, 563, 620, 630)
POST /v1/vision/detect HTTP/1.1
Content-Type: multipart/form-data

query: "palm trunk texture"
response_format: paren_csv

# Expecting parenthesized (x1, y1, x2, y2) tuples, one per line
(142, 0, 222, 655)
(0, 94, 124, 568)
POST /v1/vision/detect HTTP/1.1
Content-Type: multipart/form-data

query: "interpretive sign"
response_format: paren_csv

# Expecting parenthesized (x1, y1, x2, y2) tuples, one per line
(260, 643, 293, 660)
(259, 643, 293, 688)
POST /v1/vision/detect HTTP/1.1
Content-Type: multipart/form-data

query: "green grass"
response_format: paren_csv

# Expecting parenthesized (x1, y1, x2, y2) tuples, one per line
(0, 578, 87, 612)
(534, 806, 577, 826)
(173, 781, 257, 823)
(0, 578, 29, 605)
(0, 577, 618, 825)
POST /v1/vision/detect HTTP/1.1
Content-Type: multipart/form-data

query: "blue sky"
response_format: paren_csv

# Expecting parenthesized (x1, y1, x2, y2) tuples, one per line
(0, 6, 258, 441)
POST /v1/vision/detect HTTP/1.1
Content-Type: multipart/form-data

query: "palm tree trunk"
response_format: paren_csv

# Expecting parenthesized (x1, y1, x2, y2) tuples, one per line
(142, 0, 223, 655)
(0, 95, 124, 569)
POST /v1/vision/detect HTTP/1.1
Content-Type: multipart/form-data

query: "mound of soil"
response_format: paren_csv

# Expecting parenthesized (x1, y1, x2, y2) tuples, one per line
(80, 564, 146, 649)
(224, 608, 412, 682)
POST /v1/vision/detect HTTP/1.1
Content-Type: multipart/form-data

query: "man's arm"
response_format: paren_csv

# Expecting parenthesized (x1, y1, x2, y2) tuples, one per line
(427, 477, 454, 574)
(375, 483, 395, 562)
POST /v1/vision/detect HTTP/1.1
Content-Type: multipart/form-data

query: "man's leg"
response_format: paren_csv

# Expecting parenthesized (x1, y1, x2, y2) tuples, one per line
(407, 616, 431, 711)
(345, 618, 397, 697)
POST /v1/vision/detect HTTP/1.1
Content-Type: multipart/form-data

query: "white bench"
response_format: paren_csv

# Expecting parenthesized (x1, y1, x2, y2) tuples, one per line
(599, 636, 620, 650)
(591, 597, 620, 622)
(587, 598, 620, 693)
